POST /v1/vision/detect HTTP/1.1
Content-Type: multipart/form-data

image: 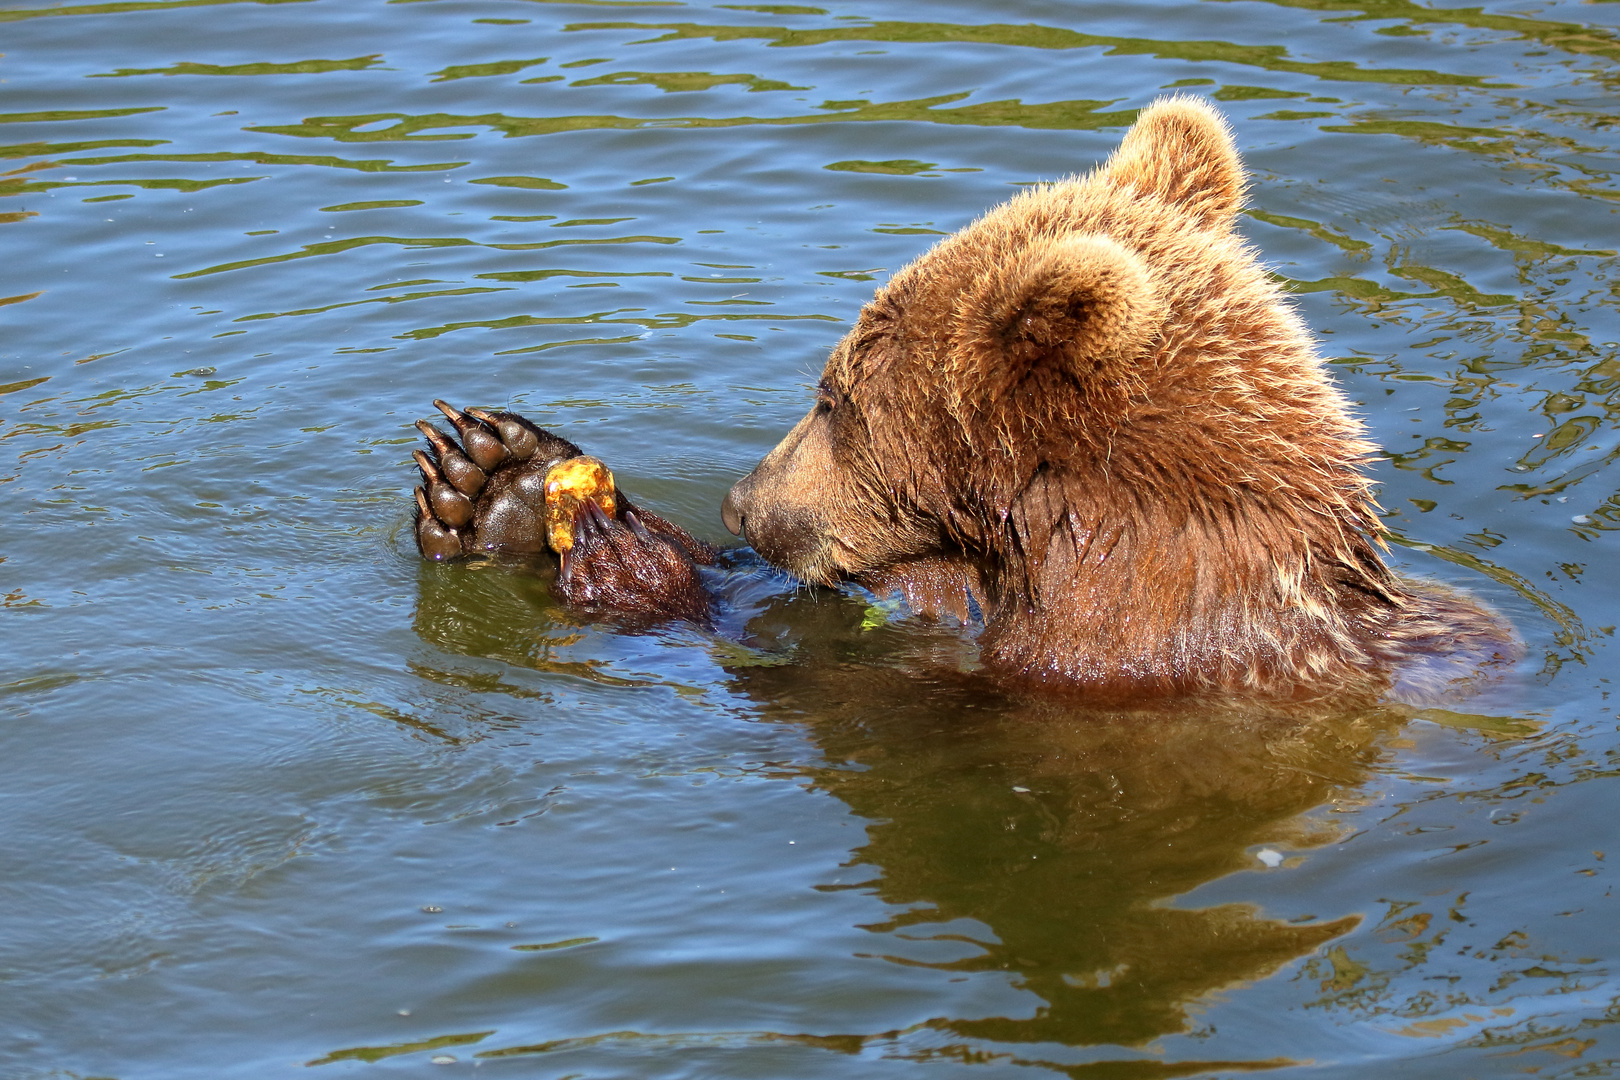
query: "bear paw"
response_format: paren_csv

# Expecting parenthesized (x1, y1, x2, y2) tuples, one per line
(554, 499, 712, 623)
(411, 399, 714, 623)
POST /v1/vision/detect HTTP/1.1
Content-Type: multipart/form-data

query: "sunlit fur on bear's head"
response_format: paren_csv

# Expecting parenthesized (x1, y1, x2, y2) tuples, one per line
(722, 96, 1507, 695)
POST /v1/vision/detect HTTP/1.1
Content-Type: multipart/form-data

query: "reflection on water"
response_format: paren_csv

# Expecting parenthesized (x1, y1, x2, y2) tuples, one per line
(406, 565, 1538, 1072)
(724, 590, 1378, 1057)
(6, 0, 1620, 1075)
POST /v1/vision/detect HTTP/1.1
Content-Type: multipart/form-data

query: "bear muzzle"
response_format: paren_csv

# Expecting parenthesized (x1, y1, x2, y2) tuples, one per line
(721, 481, 746, 538)
(720, 470, 838, 579)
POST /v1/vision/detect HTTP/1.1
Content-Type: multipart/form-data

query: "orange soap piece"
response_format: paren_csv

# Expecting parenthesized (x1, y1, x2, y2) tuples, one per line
(543, 456, 617, 553)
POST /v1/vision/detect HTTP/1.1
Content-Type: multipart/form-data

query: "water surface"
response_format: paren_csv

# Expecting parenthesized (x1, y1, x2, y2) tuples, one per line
(4, 0, 1620, 1076)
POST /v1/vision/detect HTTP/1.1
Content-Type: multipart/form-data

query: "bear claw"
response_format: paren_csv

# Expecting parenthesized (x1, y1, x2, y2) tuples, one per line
(413, 449, 475, 528)
(414, 420, 487, 497)
(411, 401, 563, 561)
(413, 486, 464, 562)
(465, 405, 541, 461)
(433, 398, 508, 471)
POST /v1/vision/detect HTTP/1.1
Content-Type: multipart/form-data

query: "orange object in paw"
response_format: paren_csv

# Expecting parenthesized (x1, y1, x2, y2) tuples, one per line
(543, 456, 617, 553)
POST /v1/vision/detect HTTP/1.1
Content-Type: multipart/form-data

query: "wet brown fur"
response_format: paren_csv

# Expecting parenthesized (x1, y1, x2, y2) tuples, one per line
(722, 96, 1515, 699)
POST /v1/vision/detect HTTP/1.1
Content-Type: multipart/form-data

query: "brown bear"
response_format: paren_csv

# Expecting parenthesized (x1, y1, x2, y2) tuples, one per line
(718, 95, 1512, 698)
(412, 96, 1512, 698)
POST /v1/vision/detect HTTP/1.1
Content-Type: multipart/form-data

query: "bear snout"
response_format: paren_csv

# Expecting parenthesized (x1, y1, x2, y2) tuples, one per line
(720, 482, 746, 537)
(719, 467, 838, 579)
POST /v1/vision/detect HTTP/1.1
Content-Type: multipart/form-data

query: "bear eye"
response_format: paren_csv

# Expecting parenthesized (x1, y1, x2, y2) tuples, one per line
(815, 380, 841, 412)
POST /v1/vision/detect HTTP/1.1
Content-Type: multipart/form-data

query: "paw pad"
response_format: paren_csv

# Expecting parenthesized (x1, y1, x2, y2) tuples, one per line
(411, 400, 561, 560)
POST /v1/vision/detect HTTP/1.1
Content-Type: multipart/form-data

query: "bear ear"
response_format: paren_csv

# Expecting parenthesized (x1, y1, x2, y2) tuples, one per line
(951, 233, 1164, 411)
(1103, 95, 1245, 231)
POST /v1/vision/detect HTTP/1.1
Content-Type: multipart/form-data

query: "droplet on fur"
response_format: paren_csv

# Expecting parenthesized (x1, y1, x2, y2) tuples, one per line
(1012, 786, 1031, 793)
(1257, 849, 1284, 868)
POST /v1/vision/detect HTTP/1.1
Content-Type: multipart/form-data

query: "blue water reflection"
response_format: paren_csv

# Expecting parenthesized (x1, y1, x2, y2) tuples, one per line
(4, 0, 1620, 1076)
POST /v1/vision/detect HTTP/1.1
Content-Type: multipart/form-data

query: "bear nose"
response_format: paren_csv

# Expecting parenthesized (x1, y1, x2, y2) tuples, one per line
(720, 484, 745, 537)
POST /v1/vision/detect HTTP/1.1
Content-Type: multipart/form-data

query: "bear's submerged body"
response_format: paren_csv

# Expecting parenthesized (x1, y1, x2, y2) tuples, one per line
(414, 97, 1516, 701)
